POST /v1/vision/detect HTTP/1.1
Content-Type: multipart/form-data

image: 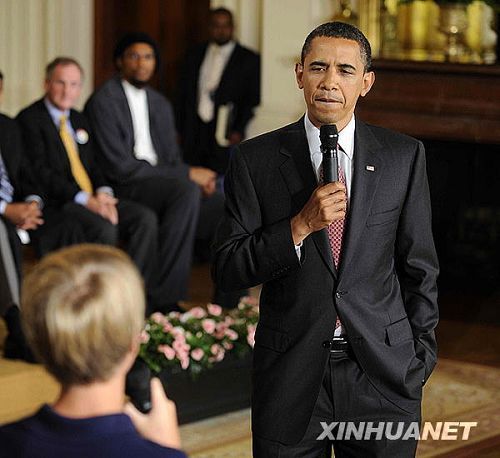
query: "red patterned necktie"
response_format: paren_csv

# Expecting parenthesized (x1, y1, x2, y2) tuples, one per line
(327, 165, 346, 268)
(320, 158, 347, 333)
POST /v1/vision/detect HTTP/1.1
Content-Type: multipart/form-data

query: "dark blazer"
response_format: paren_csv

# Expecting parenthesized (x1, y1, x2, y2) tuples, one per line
(0, 114, 38, 200)
(16, 99, 107, 208)
(213, 118, 439, 445)
(85, 77, 189, 186)
(175, 42, 260, 170)
(0, 113, 39, 282)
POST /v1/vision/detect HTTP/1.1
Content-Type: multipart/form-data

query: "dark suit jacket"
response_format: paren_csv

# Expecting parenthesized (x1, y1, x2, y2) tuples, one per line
(0, 113, 39, 281)
(175, 42, 260, 172)
(213, 117, 439, 445)
(0, 114, 38, 200)
(16, 99, 107, 208)
(85, 77, 189, 186)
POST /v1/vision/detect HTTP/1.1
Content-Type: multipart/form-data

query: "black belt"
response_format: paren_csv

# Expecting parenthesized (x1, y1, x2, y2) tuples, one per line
(322, 336, 350, 353)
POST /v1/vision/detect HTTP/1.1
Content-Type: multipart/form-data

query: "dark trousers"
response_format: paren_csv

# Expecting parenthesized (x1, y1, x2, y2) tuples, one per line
(116, 176, 201, 308)
(187, 116, 232, 176)
(253, 352, 420, 458)
(37, 199, 159, 306)
(196, 189, 247, 309)
(0, 217, 21, 315)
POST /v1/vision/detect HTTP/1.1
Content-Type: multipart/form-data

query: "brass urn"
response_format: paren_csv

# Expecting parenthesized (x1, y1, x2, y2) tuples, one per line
(438, 2, 470, 61)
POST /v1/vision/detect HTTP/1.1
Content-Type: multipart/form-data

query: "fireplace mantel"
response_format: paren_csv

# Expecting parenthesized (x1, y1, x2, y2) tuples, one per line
(357, 60, 500, 145)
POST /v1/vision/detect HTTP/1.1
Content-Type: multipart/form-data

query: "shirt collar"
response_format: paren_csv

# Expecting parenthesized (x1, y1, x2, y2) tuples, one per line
(44, 97, 70, 126)
(121, 79, 146, 97)
(208, 40, 236, 58)
(304, 113, 355, 160)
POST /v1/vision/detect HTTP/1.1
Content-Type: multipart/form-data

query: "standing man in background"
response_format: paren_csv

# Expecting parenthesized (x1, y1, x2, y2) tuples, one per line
(176, 8, 259, 308)
(176, 7, 260, 178)
(213, 22, 438, 457)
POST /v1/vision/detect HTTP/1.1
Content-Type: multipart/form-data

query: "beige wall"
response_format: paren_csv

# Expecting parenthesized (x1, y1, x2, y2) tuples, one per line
(0, 0, 343, 130)
(0, 0, 94, 117)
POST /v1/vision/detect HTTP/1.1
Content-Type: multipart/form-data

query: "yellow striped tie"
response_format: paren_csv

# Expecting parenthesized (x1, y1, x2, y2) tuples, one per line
(59, 115, 93, 194)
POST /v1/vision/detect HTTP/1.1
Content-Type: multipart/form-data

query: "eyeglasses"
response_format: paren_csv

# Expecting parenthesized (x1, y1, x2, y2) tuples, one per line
(123, 52, 155, 62)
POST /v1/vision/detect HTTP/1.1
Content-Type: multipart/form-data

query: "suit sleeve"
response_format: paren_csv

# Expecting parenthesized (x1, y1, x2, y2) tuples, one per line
(85, 94, 189, 184)
(17, 111, 80, 203)
(84, 134, 109, 190)
(395, 141, 439, 379)
(2, 119, 41, 200)
(70, 114, 108, 190)
(212, 148, 300, 291)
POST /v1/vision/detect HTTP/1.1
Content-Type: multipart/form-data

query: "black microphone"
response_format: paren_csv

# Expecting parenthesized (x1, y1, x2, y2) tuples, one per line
(320, 124, 339, 183)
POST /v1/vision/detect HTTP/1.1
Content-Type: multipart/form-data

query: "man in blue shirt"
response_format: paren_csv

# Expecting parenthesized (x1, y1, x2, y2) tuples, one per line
(17, 57, 166, 313)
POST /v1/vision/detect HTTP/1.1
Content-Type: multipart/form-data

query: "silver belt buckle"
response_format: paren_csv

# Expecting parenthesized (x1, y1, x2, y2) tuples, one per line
(330, 337, 348, 353)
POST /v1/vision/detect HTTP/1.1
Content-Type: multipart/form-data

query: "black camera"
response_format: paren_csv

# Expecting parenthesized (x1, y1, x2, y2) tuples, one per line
(125, 358, 152, 413)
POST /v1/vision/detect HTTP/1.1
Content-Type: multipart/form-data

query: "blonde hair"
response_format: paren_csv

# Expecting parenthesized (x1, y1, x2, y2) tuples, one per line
(21, 244, 145, 386)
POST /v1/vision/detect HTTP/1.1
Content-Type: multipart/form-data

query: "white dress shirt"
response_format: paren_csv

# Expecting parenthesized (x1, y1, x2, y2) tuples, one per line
(304, 113, 355, 195)
(122, 80, 158, 166)
(295, 113, 355, 258)
(300, 113, 356, 336)
(197, 40, 236, 122)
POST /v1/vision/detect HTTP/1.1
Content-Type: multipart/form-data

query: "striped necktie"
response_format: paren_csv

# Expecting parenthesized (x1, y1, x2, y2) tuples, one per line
(0, 151, 14, 203)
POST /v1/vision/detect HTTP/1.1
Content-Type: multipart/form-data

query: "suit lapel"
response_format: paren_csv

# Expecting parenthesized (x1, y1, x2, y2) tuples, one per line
(111, 77, 135, 142)
(339, 120, 384, 276)
(146, 88, 161, 161)
(69, 110, 91, 169)
(195, 43, 209, 79)
(278, 119, 337, 278)
(217, 44, 240, 97)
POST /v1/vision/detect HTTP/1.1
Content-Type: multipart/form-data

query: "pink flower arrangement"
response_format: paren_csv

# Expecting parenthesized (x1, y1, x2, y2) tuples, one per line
(201, 318, 216, 334)
(158, 344, 175, 360)
(139, 296, 259, 376)
(207, 304, 222, 316)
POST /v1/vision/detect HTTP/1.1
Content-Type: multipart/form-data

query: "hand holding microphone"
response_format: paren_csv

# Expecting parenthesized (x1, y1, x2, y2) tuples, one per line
(290, 124, 347, 245)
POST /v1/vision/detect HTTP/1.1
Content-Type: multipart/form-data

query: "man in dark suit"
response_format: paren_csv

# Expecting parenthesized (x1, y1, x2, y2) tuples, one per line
(0, 112, 43, 361)
(176, 10, 258, 306)
(0, 114, 42, 286)
(85, 33, 233, 308)
(1, 70, 82, 360)
(213, 22, 439, 457)
(175, 7, 260, 177)
(0, 110, 43, 317)
(16, 57, 167, 311)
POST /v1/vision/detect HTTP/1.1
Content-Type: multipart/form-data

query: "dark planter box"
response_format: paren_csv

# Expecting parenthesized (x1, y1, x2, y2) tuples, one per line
(159, 352, 253, 424)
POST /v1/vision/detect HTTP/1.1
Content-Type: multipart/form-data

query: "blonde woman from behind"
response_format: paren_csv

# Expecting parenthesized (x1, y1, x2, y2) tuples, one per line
(0, 244, 186, 458)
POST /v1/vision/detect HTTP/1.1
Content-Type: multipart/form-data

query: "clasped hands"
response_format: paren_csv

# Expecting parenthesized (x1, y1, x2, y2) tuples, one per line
(189, 166, 217, 197)
(291, 181, 347, 245)
(86, 192, 119, 225)
(4, 201, 43, 230)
